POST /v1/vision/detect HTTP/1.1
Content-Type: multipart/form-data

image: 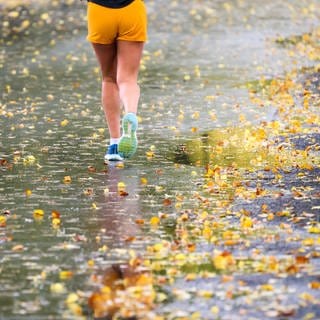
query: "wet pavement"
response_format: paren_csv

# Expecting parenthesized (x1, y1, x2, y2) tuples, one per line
(0, 0, 320, 319)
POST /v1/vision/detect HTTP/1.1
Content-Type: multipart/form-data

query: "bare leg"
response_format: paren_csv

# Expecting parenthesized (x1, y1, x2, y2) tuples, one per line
(116, 40, 144, 114)
(91, 43, 121, 139)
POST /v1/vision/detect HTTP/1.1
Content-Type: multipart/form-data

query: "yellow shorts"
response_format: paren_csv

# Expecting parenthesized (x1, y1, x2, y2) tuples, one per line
(87, 0, 147, 44)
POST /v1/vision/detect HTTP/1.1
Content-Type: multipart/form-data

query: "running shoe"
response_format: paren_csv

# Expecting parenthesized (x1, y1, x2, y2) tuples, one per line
(118, 113, 138, 159)
(104, 144, 123, 162)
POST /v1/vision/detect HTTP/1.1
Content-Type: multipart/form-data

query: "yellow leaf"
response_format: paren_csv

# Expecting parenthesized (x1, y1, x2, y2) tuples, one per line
(63, 176, 72, 183)
(8, 11, 19, 18)
(52, 218, 61, 227)
(152, 243, 163, 252)
(210, 306, 219, 314)
(65, 293, 79, 304)
(303, 313, 316, 320)
(178, 113, 184, 121)
(60, 119, 69, 127)
(91, 203, 98, 210)
(241, 216, 253, 228)
(308, 226, 320, 234)
(205, 95, 217, 101)
(23, 155, 36, 165)
(239, 114, 246, 122)
(115, 161, 124, 168)
(0, 216, 7, 227)
(98, 245, 108, 252)
(260, 284, 274, 291)
(117, 181, 126, 191)
(309, 282, 320, 290)
(185, 273, 197, 281)
(192, 111, 200, 120)
(267, 213, 274, 221)
(20, 20, 30, 30)
(202, 226, 212, 240)
(33, 209, 44, 219)
(150, 216, 160, 226)
(303, 238, 315, 246)
(50, 283, 66, 294)
(191, 311, 201, 319)
(12, 244, 24, 251)
(300, 292, 315, 302)
(67, 302, 82, 316)
(175, 253, 186, 261)
(198, 290, 214, 298)
(59, 270, 73, 280)
(87, 259, 95, 267)
(40, 13, 50, 20)
(213, 252, 235, 270)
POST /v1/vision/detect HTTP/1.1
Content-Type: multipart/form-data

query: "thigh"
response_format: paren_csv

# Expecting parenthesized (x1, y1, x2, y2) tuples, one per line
(117, 41, 144, 81)
(92, 43, 117, 80)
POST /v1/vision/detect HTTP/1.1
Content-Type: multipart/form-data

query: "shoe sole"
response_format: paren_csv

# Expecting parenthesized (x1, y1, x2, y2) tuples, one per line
(104, 154, 123, 161)
(118, 115, 138, 159)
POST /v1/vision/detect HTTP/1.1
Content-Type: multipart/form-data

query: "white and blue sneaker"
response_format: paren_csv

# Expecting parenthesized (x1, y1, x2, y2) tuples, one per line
(118, 113, 138, 159)
(104, 144, 123, 162)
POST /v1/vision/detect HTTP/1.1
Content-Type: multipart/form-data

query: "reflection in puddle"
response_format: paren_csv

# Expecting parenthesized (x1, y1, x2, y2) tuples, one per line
(173, 126, 268, 168)
(97, 164, 140, 245)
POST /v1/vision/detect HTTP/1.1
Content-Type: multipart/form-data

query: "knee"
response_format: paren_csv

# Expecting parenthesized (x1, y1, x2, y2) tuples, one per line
(117, 77, 138, 88)
(102, 75, 117, 84)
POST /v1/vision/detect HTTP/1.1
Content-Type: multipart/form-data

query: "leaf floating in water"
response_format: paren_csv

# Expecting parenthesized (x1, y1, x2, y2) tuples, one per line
(33, 209, 44, 220)
(51, 211, 61, 228)
(0, 216, 7, 227)
(51, 210, 60, 219)
(117, 182, 128, 196)
(135, 219, 145, 225)
(0, 159, 9, 166)
(50, 283, 66, 294)
(23, 155, 36, 165)
(12, 244, 24, 252)
(87, 165, 96, 173)
(309, 282, 320, 290)
(59, 270, 73, 280)
(83, 188, 94, 196)
(117, 182, 126, 191)
(240, 216, 253, 229)
(150, 216, 160, 226)
(63, 176, 72, 184)
(163, 198, 172, 206)
(119, 190, 129, 197)
(60, 119, 69, 127)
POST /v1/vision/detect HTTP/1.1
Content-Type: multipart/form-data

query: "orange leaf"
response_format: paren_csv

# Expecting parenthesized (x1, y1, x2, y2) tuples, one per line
(135, 219, 145, 225)
(51, 210, 61, 219)
(163, 198, 172, 206)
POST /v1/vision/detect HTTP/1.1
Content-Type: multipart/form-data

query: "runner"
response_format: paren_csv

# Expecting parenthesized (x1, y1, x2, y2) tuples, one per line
(86, 0, 147, 161)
